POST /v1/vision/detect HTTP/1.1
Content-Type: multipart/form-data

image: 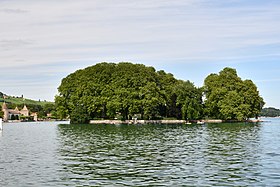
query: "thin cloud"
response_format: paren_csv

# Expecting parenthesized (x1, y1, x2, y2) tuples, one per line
(1, 0, 279, 64)
(0, 8, 28, 14)
(0, 39, 34, 50)
(0, 0, 279, 102)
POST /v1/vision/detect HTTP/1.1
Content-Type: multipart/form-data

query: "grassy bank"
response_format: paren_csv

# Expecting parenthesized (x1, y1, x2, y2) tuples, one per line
(0, 97, 53, 106)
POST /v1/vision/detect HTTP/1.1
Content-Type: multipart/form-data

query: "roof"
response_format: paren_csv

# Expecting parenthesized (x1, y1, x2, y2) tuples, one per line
(2, 102, 8, 110)
(21, 105, 28, 111)
(7, 109, 21, 115)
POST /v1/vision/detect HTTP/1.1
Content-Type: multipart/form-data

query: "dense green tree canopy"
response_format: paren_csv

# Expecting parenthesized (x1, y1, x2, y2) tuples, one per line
(56, 62, 203, 123)
(261, 107, 280, 117)
(0, 110, 3, 118)
(204, 67, 264, 120)
(56, 64, 264, 123)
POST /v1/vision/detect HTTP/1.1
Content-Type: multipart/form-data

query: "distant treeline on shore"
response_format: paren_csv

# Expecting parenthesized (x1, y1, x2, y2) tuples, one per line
(0, 92, 57, 120)
(261, 107, 280, 117)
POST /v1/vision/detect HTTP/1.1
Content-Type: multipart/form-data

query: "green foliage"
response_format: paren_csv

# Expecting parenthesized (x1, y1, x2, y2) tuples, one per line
(204, 67, 264, 120)
(174, 80, 203, 120)
(0, 93, 55, 119)
(56, 62, 203, 123)
(0, 111, 4, 118)
(20, 115, 33, 121)
(0, 97, 52, 106)
(261, 107, 280, 117)
(56, 64, 264, 123)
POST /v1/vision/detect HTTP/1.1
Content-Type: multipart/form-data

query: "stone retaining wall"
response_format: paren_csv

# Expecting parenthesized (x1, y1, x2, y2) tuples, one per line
(89, 119, 259, 124)
(89, 119, 186, 125)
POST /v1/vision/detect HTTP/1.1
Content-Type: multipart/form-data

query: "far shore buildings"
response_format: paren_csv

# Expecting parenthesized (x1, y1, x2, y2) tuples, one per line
(2, 102, 36, 122)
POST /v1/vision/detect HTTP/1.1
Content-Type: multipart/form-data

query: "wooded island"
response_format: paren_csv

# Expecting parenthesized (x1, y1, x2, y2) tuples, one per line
(55, 62, 264, 124)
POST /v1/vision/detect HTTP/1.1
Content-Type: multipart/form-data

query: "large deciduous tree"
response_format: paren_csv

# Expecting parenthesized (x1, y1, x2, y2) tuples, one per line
(55, 62, 202, 123)
(56, 64, 263, 124)
(204, 67, 264, 120)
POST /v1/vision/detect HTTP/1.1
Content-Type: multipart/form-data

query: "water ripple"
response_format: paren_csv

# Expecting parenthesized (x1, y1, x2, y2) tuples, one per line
(1, 121, 280, 186)
(55, 123, 270, 186)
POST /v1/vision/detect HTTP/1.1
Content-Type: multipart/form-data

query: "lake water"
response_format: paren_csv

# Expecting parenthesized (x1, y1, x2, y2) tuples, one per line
(1, 119, 280, 186)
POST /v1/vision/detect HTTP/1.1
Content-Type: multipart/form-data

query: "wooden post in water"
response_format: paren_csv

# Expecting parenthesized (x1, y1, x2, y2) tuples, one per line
(0, 118, 3, 131)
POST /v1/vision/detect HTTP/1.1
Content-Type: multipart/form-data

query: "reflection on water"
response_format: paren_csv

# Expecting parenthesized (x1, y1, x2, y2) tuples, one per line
(0, 122, 65, 187)
(1, 121, 280, 186)
(57, 123, 267, 186)
(204, 124, 263, 186)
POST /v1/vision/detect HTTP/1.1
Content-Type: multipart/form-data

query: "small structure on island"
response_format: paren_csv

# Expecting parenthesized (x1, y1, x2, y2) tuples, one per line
(20, 105, 29, 117)
(2, 102, 30, 122)
(31, 112, 38, 121)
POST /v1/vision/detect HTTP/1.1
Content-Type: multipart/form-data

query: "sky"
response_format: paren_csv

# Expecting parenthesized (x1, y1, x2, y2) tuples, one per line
(0, 0, 279, 108)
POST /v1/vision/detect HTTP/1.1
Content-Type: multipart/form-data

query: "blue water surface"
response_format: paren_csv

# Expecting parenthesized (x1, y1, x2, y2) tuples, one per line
(0, 119, 280, 186)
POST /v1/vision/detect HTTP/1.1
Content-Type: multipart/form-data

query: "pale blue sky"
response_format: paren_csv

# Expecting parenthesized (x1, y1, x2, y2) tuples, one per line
(0, 0, 279, 108)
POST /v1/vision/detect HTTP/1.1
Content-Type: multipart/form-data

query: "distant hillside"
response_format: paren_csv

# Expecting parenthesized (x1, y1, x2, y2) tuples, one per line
(0, 92, 58, 119)
(0, 91, 53, 106)
(261, 107, 280, 117)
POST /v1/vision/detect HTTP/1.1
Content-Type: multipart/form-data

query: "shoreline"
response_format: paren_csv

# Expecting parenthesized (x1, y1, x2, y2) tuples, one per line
(1, 119, 262, 124)
(89, 119, 263, 125)
(2, 119, 70, 124)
